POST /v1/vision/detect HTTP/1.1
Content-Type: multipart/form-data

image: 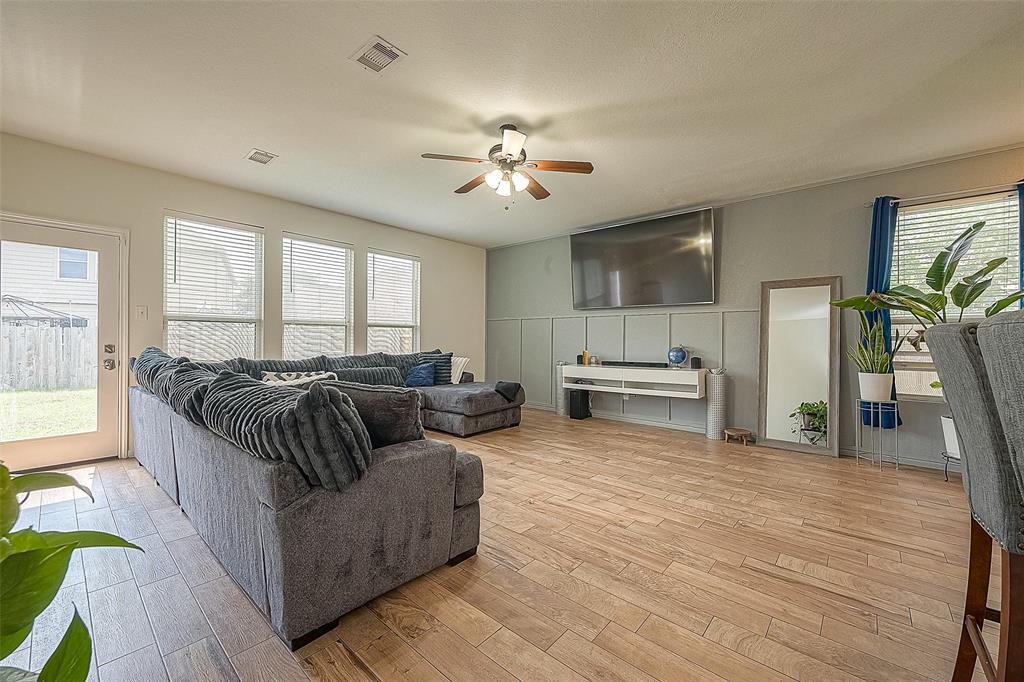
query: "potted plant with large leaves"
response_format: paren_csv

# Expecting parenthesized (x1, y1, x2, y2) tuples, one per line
(833, 221, 1024, 349)
(832, 219, 1022, 461)
(0, 463, 141, 682)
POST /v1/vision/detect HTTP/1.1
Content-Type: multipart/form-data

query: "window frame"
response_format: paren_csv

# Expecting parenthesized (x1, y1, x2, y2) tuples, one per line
(281, 232, 355, 358)
(163, 213, 265, 359)
(889, 191, 1020, 400)
(56, 247, 90, 281)
(366, 248, 421, 354)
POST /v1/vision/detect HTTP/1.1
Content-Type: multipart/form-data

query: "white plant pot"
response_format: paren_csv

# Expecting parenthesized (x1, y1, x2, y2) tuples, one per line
(858, 372, 893, 402)
(941, 415, 960, 457)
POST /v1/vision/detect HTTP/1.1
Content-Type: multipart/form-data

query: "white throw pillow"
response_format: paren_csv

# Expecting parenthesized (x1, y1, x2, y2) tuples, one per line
(450, 356, 471, 384)
(261, 371, 337, 387)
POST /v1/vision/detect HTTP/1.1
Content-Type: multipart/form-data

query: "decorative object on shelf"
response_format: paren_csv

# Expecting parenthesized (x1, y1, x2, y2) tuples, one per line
(705, 368, 727, 440)
(790, 400, 827, 446)
(581, 349, 589, 366)
(690, 356, 703, 369)
(724, 427, 753, 445)
(588, 355, 600, 366)
(667, 345, 688, 367)
(0, 464, 142, 682)
(940, 414, 961, 482)
(855, 399, 899, 470)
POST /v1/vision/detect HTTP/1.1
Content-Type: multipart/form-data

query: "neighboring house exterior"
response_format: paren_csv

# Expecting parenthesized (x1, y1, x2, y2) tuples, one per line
(1, 241, 99, 325)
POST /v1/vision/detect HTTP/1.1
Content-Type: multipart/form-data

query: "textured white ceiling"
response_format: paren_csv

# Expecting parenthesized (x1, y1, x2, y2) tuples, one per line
(2, 1, 1022, 248)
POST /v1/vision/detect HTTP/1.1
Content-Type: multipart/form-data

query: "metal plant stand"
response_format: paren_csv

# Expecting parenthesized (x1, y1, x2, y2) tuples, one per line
(855, 399, 900, 471)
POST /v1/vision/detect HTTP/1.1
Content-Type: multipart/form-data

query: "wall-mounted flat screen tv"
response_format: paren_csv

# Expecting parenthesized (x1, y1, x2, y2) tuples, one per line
(570, 207, 714, 309)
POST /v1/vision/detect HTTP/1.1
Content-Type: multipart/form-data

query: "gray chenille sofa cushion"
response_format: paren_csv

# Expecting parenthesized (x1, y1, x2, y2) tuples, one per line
(421, 407, 521, 438)
(455, 452, 484, 507)
(418, 382, 526, 416)
(323, 381, 424, 448)
(131, 346, 188, 394)
(201, 372, 373, 491)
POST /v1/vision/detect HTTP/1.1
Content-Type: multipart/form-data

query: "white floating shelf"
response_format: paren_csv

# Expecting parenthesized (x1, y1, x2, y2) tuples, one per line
(561, 365, 707, 400)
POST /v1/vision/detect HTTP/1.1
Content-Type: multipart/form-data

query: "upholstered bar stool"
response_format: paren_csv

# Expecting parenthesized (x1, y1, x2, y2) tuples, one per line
(929, 312, 1023, 682)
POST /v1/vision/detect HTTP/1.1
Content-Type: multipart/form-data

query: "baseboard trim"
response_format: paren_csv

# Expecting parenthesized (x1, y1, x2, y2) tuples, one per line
(588, 410, 707, 435)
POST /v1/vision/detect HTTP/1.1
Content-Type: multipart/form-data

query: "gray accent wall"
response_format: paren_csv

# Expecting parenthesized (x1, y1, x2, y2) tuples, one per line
(486, 146, 1024, 469)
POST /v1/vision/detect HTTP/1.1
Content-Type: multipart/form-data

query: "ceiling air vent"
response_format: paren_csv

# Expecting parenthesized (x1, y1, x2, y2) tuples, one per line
(246, 148, 278, 165)
(352, 36, 406, 73)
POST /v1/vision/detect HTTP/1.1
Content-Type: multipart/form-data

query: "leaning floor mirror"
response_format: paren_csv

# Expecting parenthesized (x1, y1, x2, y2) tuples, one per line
(758, 276, 841, 456)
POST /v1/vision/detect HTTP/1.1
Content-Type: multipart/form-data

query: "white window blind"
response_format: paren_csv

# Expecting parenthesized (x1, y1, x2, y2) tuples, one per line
(891, 192, 1020, 398)
(164, 215, 264, 360)
(282, 234, 353, 358)
(366, 250, 420, 354)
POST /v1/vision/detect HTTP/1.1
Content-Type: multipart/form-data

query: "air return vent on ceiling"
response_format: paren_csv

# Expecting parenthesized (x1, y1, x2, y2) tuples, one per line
(352, 36, 406, 73)
(246, 148, 278, 165)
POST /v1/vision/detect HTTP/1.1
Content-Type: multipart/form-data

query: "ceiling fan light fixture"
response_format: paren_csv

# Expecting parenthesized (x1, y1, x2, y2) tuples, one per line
(496, 179, 512, 197)
(501, 127, 527, 159)
(485, 169, 502, 189)
(511, 171, 529, 192)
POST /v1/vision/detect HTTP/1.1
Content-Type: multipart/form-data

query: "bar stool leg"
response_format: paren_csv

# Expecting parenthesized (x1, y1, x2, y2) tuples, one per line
(997, 550, 1023, 682)
(953, 517, 992, 681)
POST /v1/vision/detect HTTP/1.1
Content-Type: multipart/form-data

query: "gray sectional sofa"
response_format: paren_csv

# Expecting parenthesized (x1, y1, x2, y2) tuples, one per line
(128, 350, 484, 649)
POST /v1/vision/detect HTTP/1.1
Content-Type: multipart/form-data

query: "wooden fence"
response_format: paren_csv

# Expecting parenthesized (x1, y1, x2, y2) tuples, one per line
(1, 326, 97, 390)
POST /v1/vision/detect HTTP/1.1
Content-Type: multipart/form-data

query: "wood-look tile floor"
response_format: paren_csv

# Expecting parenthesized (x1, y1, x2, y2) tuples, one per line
(3, 407, 998, 681)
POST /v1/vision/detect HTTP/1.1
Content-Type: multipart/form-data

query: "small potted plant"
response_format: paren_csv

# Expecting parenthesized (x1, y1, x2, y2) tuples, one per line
(790, 400, 827, 444)
(847, 311, 905, 402)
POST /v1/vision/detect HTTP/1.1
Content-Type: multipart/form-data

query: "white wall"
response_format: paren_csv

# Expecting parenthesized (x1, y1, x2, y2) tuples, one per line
(0, 133, 487, 374)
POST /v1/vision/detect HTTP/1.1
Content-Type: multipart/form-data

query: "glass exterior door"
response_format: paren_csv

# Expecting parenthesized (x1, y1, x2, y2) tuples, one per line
(0, 218, 122, 470)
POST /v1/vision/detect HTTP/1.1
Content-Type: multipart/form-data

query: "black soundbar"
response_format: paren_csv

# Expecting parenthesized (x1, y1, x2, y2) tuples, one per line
(599, 360, 669, 368)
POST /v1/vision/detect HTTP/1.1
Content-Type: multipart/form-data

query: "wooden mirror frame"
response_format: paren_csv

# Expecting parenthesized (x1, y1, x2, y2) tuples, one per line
(757, 276, 842, 457)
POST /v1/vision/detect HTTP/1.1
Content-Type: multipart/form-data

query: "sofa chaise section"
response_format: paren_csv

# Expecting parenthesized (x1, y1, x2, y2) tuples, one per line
(418, 382, 526, 437)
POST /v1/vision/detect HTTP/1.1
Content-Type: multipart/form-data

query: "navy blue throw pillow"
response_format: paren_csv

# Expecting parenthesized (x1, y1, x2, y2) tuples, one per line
(405, 362, 435, 387)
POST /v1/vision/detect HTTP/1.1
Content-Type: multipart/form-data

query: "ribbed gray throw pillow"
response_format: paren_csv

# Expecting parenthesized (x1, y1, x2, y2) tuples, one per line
(418, 350, 453, 385)
(201, 372, 372, 491)
(165, 363, 219, 426)
(331, 367, 405, 387)
(131, 346, 188, 394)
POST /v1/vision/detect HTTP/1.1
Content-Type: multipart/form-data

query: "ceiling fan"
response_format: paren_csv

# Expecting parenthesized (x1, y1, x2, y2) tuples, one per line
(421, 124, 594, 201)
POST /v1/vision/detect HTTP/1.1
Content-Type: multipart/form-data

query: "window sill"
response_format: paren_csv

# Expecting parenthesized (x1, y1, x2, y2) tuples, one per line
(895, 393, 947, 405)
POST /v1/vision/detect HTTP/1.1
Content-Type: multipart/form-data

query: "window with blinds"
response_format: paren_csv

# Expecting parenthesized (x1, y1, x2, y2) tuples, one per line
(891, 192, 1020, 398)
(164, 215, 264, 360)
(282, 234, 353, 358)
(366, 250, 420, 354)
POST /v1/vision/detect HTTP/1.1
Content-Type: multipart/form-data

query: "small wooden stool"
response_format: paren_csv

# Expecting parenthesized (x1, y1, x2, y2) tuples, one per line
(724, 428, 753, 445)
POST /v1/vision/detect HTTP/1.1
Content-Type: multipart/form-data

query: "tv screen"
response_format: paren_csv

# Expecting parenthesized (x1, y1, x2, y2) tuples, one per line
(570, 208, 714, 309)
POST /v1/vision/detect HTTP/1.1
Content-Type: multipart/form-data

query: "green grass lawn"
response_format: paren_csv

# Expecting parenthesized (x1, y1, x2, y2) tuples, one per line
(0, 388, 97, 442)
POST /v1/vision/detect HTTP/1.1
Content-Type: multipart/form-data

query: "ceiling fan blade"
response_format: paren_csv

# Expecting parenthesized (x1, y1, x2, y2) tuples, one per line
(454, 173, 487, 194)
(524, 160, 594, 174)
(501, 128, 527, 159)
(522, 172, 550, 200)
(422, 153, 488, 163)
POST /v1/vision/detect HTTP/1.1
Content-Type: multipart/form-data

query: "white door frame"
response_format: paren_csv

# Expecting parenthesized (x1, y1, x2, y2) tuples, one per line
(1, 211, 131, 460)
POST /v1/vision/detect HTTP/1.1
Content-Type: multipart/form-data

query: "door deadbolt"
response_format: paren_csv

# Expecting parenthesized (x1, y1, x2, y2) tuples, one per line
(104, 344, 116, 353)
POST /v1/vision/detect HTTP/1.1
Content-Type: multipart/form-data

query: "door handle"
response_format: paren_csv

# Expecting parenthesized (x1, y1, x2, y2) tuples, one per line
(103, 359, 117, 370)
